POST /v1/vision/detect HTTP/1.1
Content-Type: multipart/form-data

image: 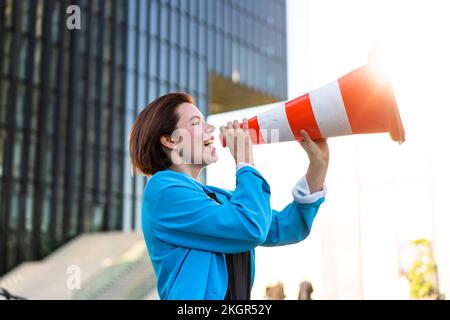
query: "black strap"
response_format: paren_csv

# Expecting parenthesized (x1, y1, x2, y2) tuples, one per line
(205, 191, 222, 204)
(223, 251, 251, 300)
(205, 191, 252, 300)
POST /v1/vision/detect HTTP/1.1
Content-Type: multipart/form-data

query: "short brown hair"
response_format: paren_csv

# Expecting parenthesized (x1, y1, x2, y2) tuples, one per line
(129, 92, 195, 176)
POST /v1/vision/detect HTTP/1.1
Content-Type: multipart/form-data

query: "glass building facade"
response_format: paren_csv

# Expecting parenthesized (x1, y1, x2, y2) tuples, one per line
(0, 0, 287, 276)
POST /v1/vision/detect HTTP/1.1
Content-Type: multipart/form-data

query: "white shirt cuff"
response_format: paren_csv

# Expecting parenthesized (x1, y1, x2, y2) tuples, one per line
(236, 162, 256, 172)
(291, 175, 327, 204)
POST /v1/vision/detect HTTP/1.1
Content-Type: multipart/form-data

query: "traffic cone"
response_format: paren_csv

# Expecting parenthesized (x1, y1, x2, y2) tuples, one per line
(221, 63, 405, 146)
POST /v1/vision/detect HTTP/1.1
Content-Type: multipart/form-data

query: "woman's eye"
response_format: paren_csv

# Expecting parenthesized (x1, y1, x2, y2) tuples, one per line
(192, 121, 200, 126)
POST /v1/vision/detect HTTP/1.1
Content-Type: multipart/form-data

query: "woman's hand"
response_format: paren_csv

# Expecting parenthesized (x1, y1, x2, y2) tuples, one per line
(298, 130, 329, 193)
(220, 118, 255, 165)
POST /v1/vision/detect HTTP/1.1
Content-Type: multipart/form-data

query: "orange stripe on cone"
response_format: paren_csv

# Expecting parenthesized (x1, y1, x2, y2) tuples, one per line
(285, 94, 322, 141)
(246, 117, 265, 144)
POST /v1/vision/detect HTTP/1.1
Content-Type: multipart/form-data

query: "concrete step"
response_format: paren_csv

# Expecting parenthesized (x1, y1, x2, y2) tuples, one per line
(0, 231, 157, 300)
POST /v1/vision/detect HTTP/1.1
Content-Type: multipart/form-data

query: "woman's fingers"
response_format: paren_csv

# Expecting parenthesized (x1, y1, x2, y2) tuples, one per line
(298, 129, 316, 155)
(300, 129, 313, 144)
(221, 119, 254, 165)
(242, 118, 248, 131)
(298, 130, 330, 165)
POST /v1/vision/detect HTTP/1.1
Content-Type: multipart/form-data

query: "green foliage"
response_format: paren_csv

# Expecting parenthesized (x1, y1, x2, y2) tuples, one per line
(407, 238, 439, 299)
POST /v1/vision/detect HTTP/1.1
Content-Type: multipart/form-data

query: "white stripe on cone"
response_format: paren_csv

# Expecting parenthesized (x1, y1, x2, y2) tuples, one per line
(309, 80, 353, 137)
(257, 102, 295, 143)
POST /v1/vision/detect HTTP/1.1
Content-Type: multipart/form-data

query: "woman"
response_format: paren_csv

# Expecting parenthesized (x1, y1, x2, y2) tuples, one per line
(129, 93, 329, 300)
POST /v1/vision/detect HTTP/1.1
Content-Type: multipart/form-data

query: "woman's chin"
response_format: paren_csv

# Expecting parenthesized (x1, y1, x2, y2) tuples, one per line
(202, 146, 219, 165)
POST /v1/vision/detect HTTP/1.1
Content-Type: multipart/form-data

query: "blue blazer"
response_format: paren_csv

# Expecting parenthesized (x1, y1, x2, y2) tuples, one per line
(141, 166, 325, 300)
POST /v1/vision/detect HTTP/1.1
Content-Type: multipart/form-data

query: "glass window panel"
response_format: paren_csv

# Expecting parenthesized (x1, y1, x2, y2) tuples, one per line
(0, 129, 5, 176)
(33, 41, 41, 85)
(199, 0, 207, 21)
(31, 90, 39, 132)
(215, 33, 223, 74)
(159, 82, 168, 96)
(113, 122, 125, 161)
(126, 72, 136, 113)
(149, 80, 157, 102)
(2, 34, 11, 77)
(116, 0, 126, 23)
(215, 1, 223, 31)
(199, 24, 206, 56)
(7, 185, 19, 269)
(170, 83, 178, 92)
(231, 7, 238, 36)
(190, 0, 198, 17)
(138, 75, 147, 109)
(127, 29, 137, 70)
(138, 0, 148, 31)
(4, 0, 13, 27)
(232, 41, 239, 69)
(180, 15, 188, 49)
(45, 95, 55, 136)
(138, 33, 147, 72)
(105, 0, 112, 18)
(199, 95, 207, 115)
(189, 20, 197, 52)
(224, 36, 231, 77)
(160, 5, 169, 41)
(13, 133, 23, 179)
(199, 59, 207, 96)
(19, 1, 31, 33)
(1, 83, 8, 125)
(128, 0, 138, 27)
(19, 39, 29, 80)
(224, 3, 231, 35)
(160, 43, 169, 82)
(207, 28, 214, 69)
(170, 47, 178, 84)
(138, 33, 148, 73)
(15, 85, 25, 129)
(255, 53, 262, 89)
(150, 0, 159, 36)
(240, 46, 246, 84)
(170, 11, 179, 44)
(180, 0, 188, 12)
(207, 0, 215, 26)
(179, 51, 187, 88)
(149, 40, 158, 78)
(267, 1, 275, 26)
(189, 56, 197, 90)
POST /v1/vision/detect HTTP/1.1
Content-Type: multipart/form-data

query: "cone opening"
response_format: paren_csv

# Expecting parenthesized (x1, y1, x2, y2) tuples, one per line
(388, 98, 406, 144)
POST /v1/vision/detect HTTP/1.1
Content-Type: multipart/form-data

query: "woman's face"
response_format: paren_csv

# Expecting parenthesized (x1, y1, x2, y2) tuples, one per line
(172, 102, 218, 166)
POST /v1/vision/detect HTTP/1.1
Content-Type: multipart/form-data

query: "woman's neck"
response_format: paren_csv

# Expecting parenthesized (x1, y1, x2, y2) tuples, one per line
(169, 163, 205, 181)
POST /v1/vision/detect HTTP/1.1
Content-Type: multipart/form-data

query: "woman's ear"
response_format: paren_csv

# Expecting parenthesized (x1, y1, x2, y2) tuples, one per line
(160, 135, 177, 150)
